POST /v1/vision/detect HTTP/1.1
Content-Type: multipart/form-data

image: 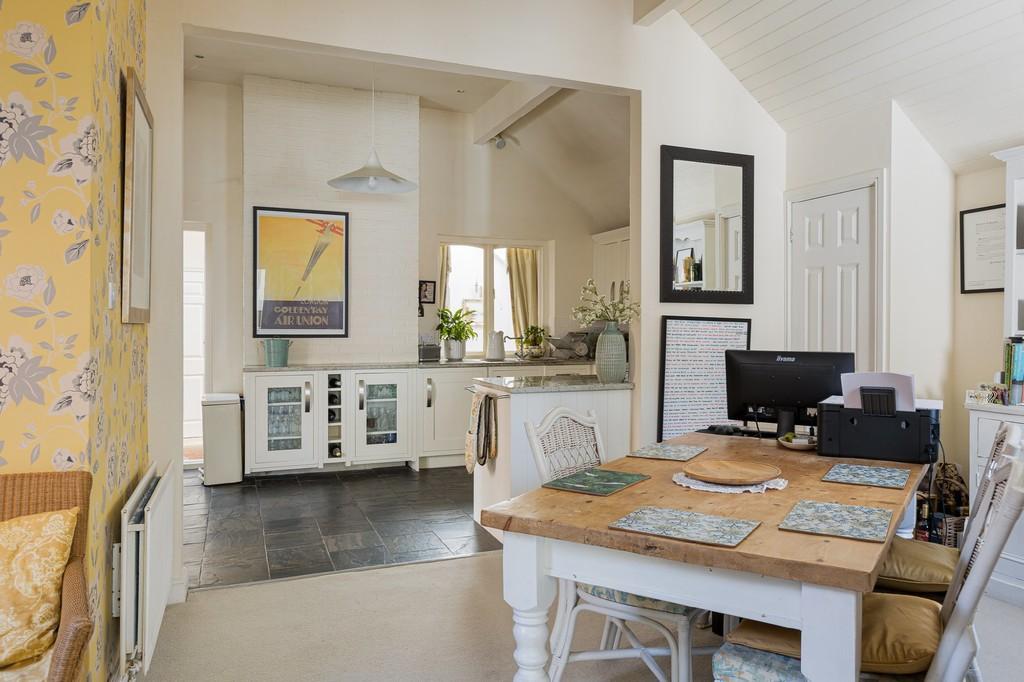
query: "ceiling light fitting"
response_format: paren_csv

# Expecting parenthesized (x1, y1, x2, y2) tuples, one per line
(327, 78, 417, 194)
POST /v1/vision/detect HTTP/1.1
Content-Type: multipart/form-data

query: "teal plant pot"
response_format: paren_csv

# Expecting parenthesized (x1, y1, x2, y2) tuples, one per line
(263, 338, 292, 367)
(595, 321, 627, 383)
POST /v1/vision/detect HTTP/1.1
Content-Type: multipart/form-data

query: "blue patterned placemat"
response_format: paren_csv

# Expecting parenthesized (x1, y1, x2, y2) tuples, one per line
(822, 463, 911, 489)
(543, 468, 650, 496)
(628, 442, 707, 462)
(779, 500, 893, 543)
(609, 506, 760, 547)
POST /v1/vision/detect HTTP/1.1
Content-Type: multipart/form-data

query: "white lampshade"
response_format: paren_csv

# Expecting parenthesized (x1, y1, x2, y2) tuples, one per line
(327, 147, 417, 194)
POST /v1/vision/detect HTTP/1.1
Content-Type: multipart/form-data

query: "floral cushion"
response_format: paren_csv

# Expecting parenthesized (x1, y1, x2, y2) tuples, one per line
(712, 643, 925, 681)
(0, 647, 53, 681)
(0, 508, 78, 668)
(578, 583, 695, 616)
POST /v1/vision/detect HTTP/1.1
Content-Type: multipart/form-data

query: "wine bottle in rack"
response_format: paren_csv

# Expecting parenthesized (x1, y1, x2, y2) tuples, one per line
(330, 444, 342, 458)
(328, 376, 341, 388)
(328, 409, 339, 423)
(328, 393, 340, 405)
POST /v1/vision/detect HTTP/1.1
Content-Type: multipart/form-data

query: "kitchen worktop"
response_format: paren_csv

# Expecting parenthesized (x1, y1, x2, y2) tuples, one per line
(471, 374, 633, 394)
(242, 358, 594, 373)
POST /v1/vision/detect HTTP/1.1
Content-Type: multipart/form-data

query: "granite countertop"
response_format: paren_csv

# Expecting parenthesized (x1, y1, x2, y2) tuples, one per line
(243, 358, 593, 373)
(472, 374, 634, 394)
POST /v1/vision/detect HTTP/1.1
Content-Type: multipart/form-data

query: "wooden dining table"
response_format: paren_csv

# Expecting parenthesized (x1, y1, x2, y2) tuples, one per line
(481, 432, 926, 681)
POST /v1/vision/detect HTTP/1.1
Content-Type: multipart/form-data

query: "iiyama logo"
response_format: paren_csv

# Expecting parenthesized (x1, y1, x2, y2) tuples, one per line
(775, 355, 796, 362)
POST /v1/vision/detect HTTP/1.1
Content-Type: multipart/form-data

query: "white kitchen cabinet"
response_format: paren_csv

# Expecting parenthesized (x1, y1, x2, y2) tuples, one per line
(250, 373, 318, 472)
(354, 372, 409, 461)
(592, 226, 630, 299)
(545, 364, 594, 376)
(420, 368, 479, 453)
(968, 402, 1024, 606)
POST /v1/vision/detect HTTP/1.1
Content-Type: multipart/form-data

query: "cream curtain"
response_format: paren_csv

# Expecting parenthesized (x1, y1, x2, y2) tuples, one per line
(438, 245, 451, 309)
(507, 248, 539, 339)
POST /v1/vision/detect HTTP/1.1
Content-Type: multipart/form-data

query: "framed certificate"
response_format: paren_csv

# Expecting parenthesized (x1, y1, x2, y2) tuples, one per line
(960, 204, 1005, 294)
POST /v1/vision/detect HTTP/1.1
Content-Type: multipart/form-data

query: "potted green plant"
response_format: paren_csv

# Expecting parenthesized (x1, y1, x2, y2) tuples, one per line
(436, 307, 478, 361)
(522, 325, 548, 359)
(572, 279, 640, 383)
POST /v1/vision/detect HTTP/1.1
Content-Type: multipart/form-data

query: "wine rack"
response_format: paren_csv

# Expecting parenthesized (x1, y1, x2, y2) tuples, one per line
(326, 373, 344, 459)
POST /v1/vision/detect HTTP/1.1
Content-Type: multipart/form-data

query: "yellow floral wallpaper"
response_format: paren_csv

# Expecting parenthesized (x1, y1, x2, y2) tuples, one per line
(0, 1, 148, 680)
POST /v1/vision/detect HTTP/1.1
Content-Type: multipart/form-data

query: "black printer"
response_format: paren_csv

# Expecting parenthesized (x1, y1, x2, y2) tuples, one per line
(817, 391, 940, 464)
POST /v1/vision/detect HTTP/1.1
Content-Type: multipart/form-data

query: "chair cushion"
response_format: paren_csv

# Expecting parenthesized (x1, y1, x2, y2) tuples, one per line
(578, 583, 693, 616)
(0, 508, 78, 668)
(725, 593, 941, 674)
(876, 536, 958, 593)
(0, 647, 53, 681)
(712, 643, 925, 681)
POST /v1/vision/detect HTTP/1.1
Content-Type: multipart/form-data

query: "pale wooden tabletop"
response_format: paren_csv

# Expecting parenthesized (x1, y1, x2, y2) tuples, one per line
(481, 432, 926, 591)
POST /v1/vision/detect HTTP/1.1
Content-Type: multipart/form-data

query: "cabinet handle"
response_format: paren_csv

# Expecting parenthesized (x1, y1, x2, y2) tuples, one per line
(304, 381, 311, 413)
(426, 378, 433, 408)
(358, 380, 365, 410)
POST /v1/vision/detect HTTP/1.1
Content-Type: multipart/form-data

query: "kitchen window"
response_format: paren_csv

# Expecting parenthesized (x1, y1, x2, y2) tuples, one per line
(439, 241, 544, 356)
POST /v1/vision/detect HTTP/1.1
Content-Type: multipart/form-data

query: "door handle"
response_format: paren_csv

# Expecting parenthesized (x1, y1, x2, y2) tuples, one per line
(358, 380, 365, 411)
(304, 381, 311, 413)
(426, 378, 433, 408)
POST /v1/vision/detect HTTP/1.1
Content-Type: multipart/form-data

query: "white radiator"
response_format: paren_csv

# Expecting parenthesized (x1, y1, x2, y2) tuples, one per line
(114, 459, 176, 679)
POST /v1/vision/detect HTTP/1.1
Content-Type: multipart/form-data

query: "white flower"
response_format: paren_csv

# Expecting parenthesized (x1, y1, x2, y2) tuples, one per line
(52, 210, 77, 234)
(56, 353, 98, 421)
(5, 264, 46, 300)
(4, 22, 45, 58)
(51, 118, 99, 184)
(0, 97, 29, 165)
(52, 449, 82, 471)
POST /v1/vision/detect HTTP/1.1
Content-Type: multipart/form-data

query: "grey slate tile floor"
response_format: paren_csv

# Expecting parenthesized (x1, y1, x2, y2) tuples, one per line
(183, 465, 501, 588)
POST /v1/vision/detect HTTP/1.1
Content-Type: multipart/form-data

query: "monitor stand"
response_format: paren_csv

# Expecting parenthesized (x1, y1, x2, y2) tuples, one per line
(775, 408, 796, 439)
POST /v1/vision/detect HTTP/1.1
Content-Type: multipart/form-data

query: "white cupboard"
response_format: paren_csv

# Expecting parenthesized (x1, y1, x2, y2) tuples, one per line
(968, 402, 1024, 606)
(251, 373, 318, 471)
(243, 362, 597, 474)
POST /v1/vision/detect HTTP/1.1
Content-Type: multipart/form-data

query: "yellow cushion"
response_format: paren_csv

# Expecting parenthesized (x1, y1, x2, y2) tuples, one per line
(876, 537, 958, 593)
(0, 508, 78, 668)
(725, 592, 941, 675)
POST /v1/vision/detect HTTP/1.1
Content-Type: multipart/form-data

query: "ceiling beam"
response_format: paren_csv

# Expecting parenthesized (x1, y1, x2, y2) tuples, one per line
(633, 0, 686, 26)
(471, 81, 561, 145)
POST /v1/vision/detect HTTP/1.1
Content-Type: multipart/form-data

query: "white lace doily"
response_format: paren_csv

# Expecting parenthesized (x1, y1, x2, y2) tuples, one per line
(672, 472, 789, 494)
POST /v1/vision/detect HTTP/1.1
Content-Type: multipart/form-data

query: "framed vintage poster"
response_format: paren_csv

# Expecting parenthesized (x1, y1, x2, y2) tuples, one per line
(122, 67, 154, 324)
(658, 315, 751, 441)
(960, 204, 1005, 294)
(253, 206, 349, 337)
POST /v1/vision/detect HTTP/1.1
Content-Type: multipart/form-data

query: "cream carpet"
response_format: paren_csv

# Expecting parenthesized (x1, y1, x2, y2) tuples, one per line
(147, 552, 719, 681)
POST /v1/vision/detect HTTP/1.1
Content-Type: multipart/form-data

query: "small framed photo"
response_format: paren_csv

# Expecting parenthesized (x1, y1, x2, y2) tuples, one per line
(419, 280, 436, 304)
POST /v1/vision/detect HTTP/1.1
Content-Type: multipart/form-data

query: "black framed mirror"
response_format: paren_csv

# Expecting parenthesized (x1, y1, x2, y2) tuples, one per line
(660, 145, 754, 304)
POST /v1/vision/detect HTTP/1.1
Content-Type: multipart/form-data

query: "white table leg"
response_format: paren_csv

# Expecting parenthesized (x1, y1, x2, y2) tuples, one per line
(800, 583, 861, 682)
(897, 493, 917, 539)
(504, 532, 557, 681)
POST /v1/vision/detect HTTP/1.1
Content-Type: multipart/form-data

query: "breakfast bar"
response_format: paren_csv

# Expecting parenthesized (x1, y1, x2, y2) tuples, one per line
(482, 432, 926, 681)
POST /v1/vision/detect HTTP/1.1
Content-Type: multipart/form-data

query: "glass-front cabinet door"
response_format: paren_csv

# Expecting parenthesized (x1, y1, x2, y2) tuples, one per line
(354, 372, 408, 459)
(254, 374, 317, 469)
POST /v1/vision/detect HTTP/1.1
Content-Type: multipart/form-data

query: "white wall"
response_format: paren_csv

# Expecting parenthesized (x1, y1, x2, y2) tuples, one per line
(183, 80, 243, 392)
(148, 2, 789, 584)
(243, 75, 420, 365)
(951, 166, 1006, 469)
(418, 107, 615, 338)
(889, 103, 956, 436)
(787, 101, 893, 191)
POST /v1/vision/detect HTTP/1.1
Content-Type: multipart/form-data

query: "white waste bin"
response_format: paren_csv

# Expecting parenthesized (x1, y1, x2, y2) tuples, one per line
(200, 393, 243, 485)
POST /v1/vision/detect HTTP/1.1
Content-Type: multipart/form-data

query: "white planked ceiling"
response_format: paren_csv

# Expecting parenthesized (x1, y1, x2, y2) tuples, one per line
(676, 0, 1024, 172)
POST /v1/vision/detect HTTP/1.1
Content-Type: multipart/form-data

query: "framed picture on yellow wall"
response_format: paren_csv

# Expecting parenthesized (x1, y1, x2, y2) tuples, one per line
(122, 68, 154, 324)
(253, 206, 349, 337)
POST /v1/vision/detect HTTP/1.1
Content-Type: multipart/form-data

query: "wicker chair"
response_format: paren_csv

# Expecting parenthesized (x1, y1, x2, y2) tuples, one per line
(1, 471, 94, 682)
(526, 408, 713, 682)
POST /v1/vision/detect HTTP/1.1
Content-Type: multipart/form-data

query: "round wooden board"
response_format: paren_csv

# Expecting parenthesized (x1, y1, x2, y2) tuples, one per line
(682, 460, 782, 486)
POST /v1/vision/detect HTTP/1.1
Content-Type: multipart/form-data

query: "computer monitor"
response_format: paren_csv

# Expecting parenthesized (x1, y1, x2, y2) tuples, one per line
(725, 350, 855, 437)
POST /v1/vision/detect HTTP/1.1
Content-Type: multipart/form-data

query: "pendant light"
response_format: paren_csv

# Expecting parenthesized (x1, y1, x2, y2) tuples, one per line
(327, 78, 417, 194)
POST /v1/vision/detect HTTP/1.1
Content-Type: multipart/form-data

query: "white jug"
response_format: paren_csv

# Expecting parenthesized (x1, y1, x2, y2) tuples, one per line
(486, 330, 506, 361)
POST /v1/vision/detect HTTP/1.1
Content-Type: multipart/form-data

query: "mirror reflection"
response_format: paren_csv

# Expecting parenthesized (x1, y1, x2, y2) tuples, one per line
(672, 160, 743, 292)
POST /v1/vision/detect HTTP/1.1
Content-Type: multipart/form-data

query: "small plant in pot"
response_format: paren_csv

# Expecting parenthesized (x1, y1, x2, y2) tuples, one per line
(436, 307, 478, 361)
(522, 325, 548, 359)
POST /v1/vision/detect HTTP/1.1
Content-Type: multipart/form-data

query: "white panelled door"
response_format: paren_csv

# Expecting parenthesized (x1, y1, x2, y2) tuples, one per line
(788, 186, 875, 370)
(182, 230, 206, 441)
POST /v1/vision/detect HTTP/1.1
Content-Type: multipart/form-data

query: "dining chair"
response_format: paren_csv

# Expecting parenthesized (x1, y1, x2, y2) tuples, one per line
(710, 428, 1024, 682)
(877, 422, 1012, 597)
(526, 407, 715, 682)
